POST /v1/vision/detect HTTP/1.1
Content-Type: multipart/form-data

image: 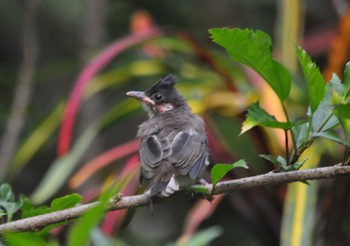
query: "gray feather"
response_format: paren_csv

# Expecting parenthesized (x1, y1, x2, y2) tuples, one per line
(134, 78, 209, 196)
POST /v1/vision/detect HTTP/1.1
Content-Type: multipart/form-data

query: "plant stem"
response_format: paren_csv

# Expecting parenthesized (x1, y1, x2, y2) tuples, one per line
(315, 112, 335, 133)
(285, 129, 290, 165)
(282, 103, 297, 150)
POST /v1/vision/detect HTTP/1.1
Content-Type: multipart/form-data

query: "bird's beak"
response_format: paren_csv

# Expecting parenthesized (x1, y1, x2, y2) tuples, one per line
(126, 91, 155, 105)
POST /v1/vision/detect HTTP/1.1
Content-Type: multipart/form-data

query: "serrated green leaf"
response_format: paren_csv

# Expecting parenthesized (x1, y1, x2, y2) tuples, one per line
(211, 160, 248, 185)
(329, 74, 346, 96)
(241, 102, 293, 134)
(50, 193, 82, 211)
(311, 79, 339, 133)
(296, 46, 325, 113)
(210, 28, 291, 101)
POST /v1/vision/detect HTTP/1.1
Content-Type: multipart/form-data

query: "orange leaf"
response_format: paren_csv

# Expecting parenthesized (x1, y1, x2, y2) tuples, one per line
(69, 140, 139, 189)
(177, 194, 225, 245)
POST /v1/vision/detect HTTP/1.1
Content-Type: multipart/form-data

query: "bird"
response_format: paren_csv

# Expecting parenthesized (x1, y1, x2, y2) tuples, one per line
(126, 74, 209, 197)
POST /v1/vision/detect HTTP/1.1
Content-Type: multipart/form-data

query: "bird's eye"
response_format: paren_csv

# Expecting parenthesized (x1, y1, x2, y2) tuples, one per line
(153, 93, 163, 101)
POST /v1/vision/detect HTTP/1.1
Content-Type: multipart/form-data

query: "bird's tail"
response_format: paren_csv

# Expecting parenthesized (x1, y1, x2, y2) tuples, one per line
(147, 161, 179, 197)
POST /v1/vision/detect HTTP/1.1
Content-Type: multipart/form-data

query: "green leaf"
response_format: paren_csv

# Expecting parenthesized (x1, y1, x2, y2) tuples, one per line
(292, 121, 309, 149)
(90, 228, 128, 246)
(209, 114, 265, 173)
(67, 202, 107, 246)
(211, 160, 248, 185)
(343, 62, 350, 98)
(292, 157, 309, 170)
(10, 103, 65, 178)
(296, 46, 325, 113)
(260, 155, 305, 171)
(3, 232, 59, 246)
(333, 104, 350, 145)
(210, 28, 291, 101)
(211, 165, 234, 185)
(0, 208, 6, 218)
(20, 194, 82, 237)
(50, 193, 82, 212)
(20, 196, 50, 219)
(0, 183, 23, 222)
(311, 131, 350, 147)
(168, 226, 222, 246)
(241, 102, 293, 134)
(260, 154, 285, 169)
(334, 104, 350, 118)
(310, 78, 339, 133)
(21, 194, 81, 224)
(329, 74, 346, 98)
(30, 121, 100, 204)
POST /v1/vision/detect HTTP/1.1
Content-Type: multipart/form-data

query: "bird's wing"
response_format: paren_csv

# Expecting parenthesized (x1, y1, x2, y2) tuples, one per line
(170, 129, 208, 179)
(139, 128, 207, 184)
(139, 134, 171, 184)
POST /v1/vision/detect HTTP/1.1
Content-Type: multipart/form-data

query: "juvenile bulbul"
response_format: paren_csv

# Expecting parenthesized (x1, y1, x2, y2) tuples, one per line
(126, 74, 209, 197)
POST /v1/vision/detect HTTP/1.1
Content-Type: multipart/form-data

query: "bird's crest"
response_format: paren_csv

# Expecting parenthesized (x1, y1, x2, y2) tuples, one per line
(147, 74, 177, 93)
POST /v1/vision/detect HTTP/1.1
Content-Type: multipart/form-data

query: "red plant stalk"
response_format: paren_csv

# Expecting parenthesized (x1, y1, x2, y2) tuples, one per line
(101, 155, 140, 235)
(69, 139, 139, 189)
(58, 28, 162, 156)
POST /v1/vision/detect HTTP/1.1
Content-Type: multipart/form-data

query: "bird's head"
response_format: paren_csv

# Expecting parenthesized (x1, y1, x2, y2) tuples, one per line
(126, 74, 189, 117)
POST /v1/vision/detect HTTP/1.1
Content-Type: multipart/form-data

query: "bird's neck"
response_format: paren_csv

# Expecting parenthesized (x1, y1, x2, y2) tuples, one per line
(145, 103, 191, 119)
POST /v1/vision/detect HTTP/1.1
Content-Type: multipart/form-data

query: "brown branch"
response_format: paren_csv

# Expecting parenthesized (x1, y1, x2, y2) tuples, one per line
(0, 164, 350, 233)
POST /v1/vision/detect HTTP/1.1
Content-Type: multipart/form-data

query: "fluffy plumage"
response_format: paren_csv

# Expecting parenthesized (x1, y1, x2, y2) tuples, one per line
(127, 75, 209, 197)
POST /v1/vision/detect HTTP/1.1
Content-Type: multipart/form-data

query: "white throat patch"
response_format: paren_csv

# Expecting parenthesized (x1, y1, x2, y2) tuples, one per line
(156, 103, 174, 113)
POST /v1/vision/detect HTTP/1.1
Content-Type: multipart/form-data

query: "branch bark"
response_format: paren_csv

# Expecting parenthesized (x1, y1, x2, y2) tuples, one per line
(1, 164, 350, 233)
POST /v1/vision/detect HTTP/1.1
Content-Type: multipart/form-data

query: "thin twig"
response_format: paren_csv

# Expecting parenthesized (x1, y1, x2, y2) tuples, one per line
(0, 164, 350, 233)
